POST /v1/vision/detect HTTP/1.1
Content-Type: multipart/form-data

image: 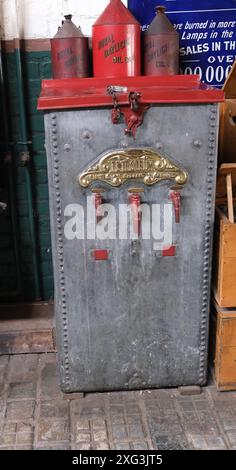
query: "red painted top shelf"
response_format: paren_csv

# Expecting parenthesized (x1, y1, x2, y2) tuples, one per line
(37, 75, 224, 110)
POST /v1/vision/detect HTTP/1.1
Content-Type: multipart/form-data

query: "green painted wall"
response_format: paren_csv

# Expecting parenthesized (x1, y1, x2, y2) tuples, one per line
(0, 50, 54, 301)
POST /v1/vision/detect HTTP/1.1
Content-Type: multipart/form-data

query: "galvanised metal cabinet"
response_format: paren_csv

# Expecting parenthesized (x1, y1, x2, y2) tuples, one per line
(38, 76, 224, 392)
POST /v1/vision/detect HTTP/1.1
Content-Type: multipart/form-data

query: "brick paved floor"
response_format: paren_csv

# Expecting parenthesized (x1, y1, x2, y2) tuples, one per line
(0, 353, 236, 450)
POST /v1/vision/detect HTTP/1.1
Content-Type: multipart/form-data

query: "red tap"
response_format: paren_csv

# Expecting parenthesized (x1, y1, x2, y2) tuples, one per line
(92, 188, 105, 223)
(170, 190, 181, 223)
(129, 192, 142, 236)
(94, 193, 102, 214)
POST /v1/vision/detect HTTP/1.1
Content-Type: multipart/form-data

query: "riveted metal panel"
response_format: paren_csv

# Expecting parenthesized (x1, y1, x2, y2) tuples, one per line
(45, 102, 219, 392)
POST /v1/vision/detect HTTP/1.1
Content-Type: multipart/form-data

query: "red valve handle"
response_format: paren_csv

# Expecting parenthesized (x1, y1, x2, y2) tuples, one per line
(129, 193, 142, 236)
(94, 193, 103, 222)
(170, 190, 181, 224)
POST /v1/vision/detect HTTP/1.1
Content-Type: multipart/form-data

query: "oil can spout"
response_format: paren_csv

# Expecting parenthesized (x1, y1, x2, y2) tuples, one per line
(155, 5, 166, 14)
(64, 14, 72, 21)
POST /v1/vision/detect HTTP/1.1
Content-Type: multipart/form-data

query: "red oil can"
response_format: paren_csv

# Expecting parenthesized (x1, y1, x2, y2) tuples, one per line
(144, 6, 179, 76)
(92, 0, 141, 78)
(51, 14, 89, 79)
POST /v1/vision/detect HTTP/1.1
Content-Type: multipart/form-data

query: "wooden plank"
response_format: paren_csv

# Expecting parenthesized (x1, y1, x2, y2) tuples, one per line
(210, 302, 236, 391)
(220, 318, 236, 347)
(0, 330, 55, 355)
(217, 347, 236, 383)
(213, 208, 236, 307)
(218, 258, 236, 307)
(219, 163, 236, 175)
(0, 302, 55, 354)
(226, 173, 234, 223)
(212, 225, 221, 302)
(222, 224, 236, 257)
(216, 178, 236, 201)
(216, 218, 224, 306)
(213, 313, 222, 387)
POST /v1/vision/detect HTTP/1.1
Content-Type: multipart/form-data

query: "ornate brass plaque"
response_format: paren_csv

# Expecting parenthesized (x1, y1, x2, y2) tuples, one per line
(78, 148, 188, 188)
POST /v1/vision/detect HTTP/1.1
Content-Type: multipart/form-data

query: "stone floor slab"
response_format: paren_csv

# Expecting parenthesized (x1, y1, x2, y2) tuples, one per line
(0, 353, 235, 450)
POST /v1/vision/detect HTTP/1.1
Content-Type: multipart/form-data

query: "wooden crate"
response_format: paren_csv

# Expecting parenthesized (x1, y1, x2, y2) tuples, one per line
(212, 164, 236, 307)
(218, 60, 236, 164)
(210, 301, 236, 391)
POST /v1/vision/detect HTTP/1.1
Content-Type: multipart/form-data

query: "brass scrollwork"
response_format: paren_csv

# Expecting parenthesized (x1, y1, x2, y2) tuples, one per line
(78, 148, 188, 188)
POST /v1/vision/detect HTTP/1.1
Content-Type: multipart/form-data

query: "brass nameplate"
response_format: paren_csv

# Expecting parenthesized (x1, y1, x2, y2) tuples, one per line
(78, 148, 188, 188)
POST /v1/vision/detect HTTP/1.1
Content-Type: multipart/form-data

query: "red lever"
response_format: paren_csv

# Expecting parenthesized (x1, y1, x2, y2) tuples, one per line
(170, 190, 181, 224)
(129, 193, 142, 236)
(94, 193, 102, 213)
(92, 188, 105, 224)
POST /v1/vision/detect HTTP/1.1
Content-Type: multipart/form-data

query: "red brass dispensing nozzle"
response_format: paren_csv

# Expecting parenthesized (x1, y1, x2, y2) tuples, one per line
(92, 188, 105, 223)
(128, 188, 144, 236)
(170, 189, 182, 223)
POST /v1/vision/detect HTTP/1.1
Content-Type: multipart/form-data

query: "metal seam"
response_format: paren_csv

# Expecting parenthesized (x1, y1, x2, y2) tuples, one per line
(199, 103, 218, 382)
(51, 113, 70, 389)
